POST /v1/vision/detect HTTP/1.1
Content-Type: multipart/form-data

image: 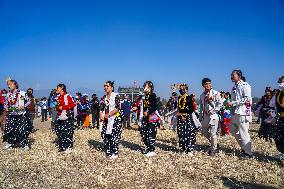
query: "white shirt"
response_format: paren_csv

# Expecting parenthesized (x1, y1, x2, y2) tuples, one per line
(231, 80, 252, 117)
(199, 89, 222, 120)
(41, 100, 48, 110)
(105, 92, 118, 134)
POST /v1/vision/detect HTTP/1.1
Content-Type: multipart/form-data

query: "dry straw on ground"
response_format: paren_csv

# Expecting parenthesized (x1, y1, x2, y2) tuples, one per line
(0, 118, 283, 189)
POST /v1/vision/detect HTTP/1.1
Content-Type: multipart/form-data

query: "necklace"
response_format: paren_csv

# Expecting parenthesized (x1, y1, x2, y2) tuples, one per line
(277, 92, 283, 105)
(143, 94, 149, 108)
(9, 91, 19, 105)
(178, 94, 188, 110)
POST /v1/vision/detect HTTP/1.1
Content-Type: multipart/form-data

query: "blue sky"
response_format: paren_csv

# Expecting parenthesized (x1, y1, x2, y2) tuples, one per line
(0, 0, 284, 98)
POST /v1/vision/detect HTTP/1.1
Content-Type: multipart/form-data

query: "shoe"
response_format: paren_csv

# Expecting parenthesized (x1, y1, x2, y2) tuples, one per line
(241, 152, 253, 159)
(64, 148, 72, 154)
(207, 149, 212, 154)
(274, 153, 284, 161)
(58, 148, 64, 152)
(145, 151, 156, 157)
(187, 152, 194, 157)
(3, 142, 12, 150)
(209, 149, 219, 156)
(142, 149, 149, 154)
(179, 149, 185, 154)
(23, 146, 30, 151)
(110, 154, 119, 159)
(31, 128, 37, 133)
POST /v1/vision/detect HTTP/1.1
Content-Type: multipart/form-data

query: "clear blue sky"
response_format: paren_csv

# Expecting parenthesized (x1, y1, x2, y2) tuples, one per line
(0, 0, 284, 98)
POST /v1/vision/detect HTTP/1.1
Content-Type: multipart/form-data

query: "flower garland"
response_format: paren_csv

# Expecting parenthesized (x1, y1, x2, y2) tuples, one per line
(9, 91, 19, 106)
(8, 91, 20, 112)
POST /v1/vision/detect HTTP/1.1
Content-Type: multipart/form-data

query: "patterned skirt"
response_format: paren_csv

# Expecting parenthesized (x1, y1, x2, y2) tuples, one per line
(3, 114, 31, 146)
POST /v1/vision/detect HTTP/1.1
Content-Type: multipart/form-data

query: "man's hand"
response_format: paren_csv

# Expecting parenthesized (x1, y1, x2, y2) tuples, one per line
(208, 95, 213, 102)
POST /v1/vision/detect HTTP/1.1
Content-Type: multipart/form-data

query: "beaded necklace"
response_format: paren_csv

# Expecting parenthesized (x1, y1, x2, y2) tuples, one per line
(277, 91, 284, 105)
(178, 94, 188, 110)
(143, 94, 149, 108)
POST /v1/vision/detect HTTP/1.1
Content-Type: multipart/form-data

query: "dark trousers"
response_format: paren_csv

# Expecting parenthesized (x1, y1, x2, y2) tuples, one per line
(55, 119, 74, 151)
(123, 115, 131, 128)
(177, 115, 196, 153)
(3, 115, 30, 147)
(41, 109, 48, 122)
(101, 116, 123, 156)
(92, 112, 99, 128)
(140, 117, 159, 152)
(258, 120, 274, 141)
(137, 112, 140, 123)
(28, 112, 35, 131)
(275, 117, 284, 153)
(77, 113, 86, 127)
(0, 111, 6, 131)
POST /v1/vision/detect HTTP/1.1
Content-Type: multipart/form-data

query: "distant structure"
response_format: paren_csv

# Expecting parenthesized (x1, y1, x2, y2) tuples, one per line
(118, 87, 143, 101)
(118, 80, 143, 101)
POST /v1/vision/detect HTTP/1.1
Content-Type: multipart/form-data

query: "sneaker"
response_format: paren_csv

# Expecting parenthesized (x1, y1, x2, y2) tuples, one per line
(209, 149, 218, 156)
(145, 151, 156, 157)
(274, 153, 284, 161)
(31, 128, 37, 133)
(179, 149, 185, 154)
(58, 148, 64, 152)
(142, 149, 149, 154)
(187, 152, 194, 157)
(241, 152, 253, 159)
(3, 142, 12, 150)
(64, 148, 72, 154)
(207, 149, 212, 154)
(110, 154, 119, 159)
(23, 146, 30, 151)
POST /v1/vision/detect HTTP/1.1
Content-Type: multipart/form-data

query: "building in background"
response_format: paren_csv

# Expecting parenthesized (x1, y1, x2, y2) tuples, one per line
(118, 86, 143, 102)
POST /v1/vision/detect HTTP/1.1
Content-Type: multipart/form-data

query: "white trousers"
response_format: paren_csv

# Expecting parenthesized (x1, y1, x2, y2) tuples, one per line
(230, 114, 252, 155)
(201, 114, 219, 150)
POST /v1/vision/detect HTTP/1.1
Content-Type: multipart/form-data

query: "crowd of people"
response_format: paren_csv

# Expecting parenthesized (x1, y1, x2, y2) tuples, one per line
(0, 70, 283, 161)
(254, 81, 284, 160)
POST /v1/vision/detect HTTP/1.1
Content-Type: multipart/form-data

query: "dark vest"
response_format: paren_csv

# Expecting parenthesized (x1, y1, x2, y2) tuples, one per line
(276, 91, 284, 115)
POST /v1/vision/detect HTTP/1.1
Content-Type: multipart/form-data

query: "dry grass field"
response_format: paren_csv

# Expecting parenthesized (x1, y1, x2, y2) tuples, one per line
(0, 118, 283, 189)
